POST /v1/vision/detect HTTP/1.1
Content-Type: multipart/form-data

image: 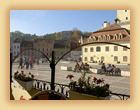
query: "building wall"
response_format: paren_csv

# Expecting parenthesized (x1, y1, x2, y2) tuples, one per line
(117, 10, 130, 30)
(12, 43, 20, 59)
(33, 39, 54, 59)
(71, 51, 82, 61)
(82, 41, 130, 64)
(54, 48, 70, 60)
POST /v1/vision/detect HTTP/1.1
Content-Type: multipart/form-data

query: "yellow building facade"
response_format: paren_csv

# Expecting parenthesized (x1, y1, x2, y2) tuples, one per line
(82, 10, 130, 65)
(82, 41, 130, 64)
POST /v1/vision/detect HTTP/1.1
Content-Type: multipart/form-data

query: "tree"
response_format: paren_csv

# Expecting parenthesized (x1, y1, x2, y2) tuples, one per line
(55, 32, 62, 40)
(72, 30, 82, 42)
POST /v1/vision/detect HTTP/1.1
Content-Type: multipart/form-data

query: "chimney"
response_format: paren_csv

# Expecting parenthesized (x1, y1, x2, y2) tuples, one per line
(103, 21, 107, 28)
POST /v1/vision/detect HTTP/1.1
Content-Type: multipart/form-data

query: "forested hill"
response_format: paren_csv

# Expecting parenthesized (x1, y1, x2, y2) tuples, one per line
(10, 30, 92, 45)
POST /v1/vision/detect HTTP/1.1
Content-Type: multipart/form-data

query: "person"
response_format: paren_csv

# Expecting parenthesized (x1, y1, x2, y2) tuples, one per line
(101, 63, 106, 74)
(18, 56, 23, 69)
(106, 64, 113, 75)
(37, 58, 39, 65)
(29, 57, 33, 69)
(111, 65, 116, 75)
(84, 63, 89, 73)
(80, 62, 85, 72)
(73, 62, 80, 72)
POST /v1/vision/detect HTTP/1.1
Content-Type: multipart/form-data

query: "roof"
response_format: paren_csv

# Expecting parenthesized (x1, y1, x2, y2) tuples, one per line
(84, 23, 130, 44)
(54, 44, 69, 48)
(33, 38, 54, 43)
(21, 41, 33, 47)
(13, 38, 24, 43)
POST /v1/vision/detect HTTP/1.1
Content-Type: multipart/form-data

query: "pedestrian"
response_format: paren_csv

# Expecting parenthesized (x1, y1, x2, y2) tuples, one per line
(73, 62, 80, 72)
(37, 58, 39, 65)
(18, 56, 23, 69)
(80, 62, 85, 72)
(29, 57, 33, 69)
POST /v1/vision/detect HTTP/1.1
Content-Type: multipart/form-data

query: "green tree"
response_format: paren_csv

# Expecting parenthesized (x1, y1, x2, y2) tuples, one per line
(55, 32, 62, 40)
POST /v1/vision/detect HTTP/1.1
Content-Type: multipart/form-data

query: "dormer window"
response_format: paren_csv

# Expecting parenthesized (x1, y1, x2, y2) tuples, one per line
(119, 33, 123, 39)
(93, 36, 97, 41)
(114, 34, 118, 40)
(103, 35, 106, 40)
(107, 35, 111, 40)
(98, 36, 102, 41)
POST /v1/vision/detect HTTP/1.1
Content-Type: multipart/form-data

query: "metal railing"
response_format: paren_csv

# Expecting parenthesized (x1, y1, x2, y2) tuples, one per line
(32, 79, 130, 100)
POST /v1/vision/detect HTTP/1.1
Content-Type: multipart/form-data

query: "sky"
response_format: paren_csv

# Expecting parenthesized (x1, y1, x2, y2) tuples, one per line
(10, 10, 117, 36)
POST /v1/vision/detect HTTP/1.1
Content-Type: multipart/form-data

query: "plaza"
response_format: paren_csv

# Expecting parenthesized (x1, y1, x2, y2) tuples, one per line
(12, 61, 130, 95)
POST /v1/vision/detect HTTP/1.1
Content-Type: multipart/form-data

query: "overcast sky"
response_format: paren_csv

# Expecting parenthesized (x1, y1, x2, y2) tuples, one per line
(10, 10, 116, 36)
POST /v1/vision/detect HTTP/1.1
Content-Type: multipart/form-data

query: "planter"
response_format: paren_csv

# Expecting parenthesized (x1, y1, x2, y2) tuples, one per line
(68, 91, 105, 100)
(15, 79, 34, 90)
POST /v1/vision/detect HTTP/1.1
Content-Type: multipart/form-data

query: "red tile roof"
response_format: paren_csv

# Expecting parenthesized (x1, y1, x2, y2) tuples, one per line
(83, 23, 130, 44)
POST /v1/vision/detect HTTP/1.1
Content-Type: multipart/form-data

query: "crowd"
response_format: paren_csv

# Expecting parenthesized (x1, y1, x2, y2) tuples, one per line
(101, 63, 116, 74)
(73, 62, 90, 73)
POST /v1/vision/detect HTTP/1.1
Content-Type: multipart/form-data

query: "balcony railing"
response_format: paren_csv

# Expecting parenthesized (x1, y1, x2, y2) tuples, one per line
(32, 79, 130, 100)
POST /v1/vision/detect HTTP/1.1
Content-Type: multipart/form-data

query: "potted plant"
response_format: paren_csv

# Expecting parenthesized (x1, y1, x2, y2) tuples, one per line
(66, 73, 111, 100)
(14, 71, 35, 90)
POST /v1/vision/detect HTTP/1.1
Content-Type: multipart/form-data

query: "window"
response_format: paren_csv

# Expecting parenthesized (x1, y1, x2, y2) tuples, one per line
(114, 46, 118, 51)
(126, 17, 128, 20)
(17, 46, 19, 49)
(114, 56, 118, 61)
(119, 33, 123, 39)
(84, 57, 87, 61)
(98, 36, 102, 41)
(14, 46, 16, 49)
(96, 46, 101, 52)
(105, 46, 109, 51)
(114, 34, 118, 40)
(107, 35, 110, 40)
(103, 35, 106, 40)
(90, 47, 93, 52)
(125, 10, 127, 12)
(123, 56, 127, 62)
(123, 45, 128, 51)
(90, 57, 93, 61)
(101, 56, 104, 61)
(85, 48, 88, 52)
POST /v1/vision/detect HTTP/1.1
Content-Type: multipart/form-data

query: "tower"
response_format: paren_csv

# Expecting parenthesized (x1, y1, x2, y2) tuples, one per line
(116, 10, 130, 30)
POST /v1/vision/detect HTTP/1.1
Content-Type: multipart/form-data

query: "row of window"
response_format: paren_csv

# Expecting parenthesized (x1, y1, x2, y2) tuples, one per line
(13, 46, 20, 49)
(89, 33, 123, 41)
(84, 56, 128, 62)
(84, 46, 128, 52)
(38, 48, 52, 51)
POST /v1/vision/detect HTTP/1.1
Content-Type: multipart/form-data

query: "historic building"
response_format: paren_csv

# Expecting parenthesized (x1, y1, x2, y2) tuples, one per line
(33, 38, 54, 59)
(70, 43, 82, 61)
(54, 43, 70, 60)
(116, 10, 130, 30)
(82, 10, 130, 64)
(12, 38, 24, 59)
(20, 40, 34, 59)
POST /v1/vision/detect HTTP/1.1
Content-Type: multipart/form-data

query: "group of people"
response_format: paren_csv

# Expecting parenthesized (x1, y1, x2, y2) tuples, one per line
(18, 56, 33, 69)
(101, 63, 116, 74)
(73, 62, 89, 73)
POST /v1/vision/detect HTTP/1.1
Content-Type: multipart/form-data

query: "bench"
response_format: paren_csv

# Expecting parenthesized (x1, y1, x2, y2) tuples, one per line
(105, 68, 121, 76)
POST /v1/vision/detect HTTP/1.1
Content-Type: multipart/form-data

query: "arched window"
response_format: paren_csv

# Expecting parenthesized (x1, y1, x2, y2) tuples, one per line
(93, 36, 97, 41)
(98, 36, 102, 41)
(107, 35, 111, 40)
(119, 33, 123, 39)
(103, 35, 106, 40)
(114, 34, 118, 40)
(96, 46, 101, 52)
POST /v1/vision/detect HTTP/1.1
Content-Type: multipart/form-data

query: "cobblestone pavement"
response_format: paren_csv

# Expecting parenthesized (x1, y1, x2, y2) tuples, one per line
(12, 62, 130, 95)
